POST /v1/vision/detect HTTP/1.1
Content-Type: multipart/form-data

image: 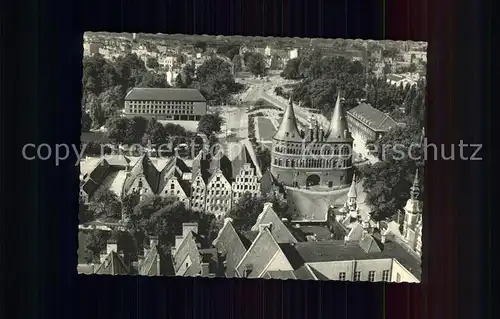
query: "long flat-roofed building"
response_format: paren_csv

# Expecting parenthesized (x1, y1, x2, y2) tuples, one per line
(123, 88, 207, 121)
(346, 103, 399, 147)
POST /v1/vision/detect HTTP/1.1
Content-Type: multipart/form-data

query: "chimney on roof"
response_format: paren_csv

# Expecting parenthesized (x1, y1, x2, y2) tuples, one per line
(149, 235, 159, 249)
(100, 250, 107, 264)
(258, 223, 272, 233)
(106, 239, 118, 255)
(201, 262, 210, 276)
(182, 222, 198, 238)
(175, 235, 184, 249)
(224, 217, 233, 226)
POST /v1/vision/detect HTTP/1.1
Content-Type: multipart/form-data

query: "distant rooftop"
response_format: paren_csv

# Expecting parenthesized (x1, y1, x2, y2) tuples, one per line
(125, 88, 206, 102)
(347, 103, 399, 132)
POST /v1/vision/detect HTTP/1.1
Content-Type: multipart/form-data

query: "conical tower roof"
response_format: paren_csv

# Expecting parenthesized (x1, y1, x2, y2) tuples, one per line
(273, 96, 303, 142)
(347, 175, 357, 198)
(326, 93, 351, 142)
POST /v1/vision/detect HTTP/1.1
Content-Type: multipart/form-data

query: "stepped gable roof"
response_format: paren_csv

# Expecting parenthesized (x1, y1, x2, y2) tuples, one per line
(122, 154, 161, 194)
(326, 93, 351, 142)
(347, 103, 399, 132)
(212, 220, 250, 278)
(94, 251, 130, 275)
(125, 87, 206, 102)
(251, 204, 298, 244)
(273, 96, 303, 142)
(81, 158, 110, 197)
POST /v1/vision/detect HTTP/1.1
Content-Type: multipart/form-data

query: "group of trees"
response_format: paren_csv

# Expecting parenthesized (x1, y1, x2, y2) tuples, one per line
(243, 52, 268, 77)
(279, 48, 426, 125)
(82, 53, 172, 129)
(80, 192, 218, 263)
(175, 57, 245, 105)
(360, 120, 424, 220)
(106, 115, 191, 146)
(197, 113, 224, 137)
(79, 188, 140, 224)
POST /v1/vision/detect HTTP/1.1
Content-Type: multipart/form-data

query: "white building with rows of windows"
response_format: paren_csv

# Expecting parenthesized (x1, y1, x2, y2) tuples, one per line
(123, 88, 207, 121)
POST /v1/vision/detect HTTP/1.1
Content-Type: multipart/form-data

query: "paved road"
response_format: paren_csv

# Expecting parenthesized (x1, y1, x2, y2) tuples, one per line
(256, 117, 277, 140)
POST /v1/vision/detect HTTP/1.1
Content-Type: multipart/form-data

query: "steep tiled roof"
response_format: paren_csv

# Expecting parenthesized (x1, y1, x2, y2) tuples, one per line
(347, 103, 399, 132)
(173, 231, 213, 276)
(326, 93, 351, 142)
(358, 234, 383, 253)
(273, 97, 303, 142)
(209, 150, 233, 182)
(235, 228, 292, 278)
(212, 220, 249, 278)
(230, 143, 256, 179)
(174, 232, 201, 275)
(139, 245, 161, 276)
(286, 187, 337, 222)
(123, 155, 161, 194)
(94, 251, 129, 275)
(263, 270, 297, 280)
(81, 159, 110, 197)
(293, 265, 318, 280)
(251, 204, 298, 244)
(239, 139, 263, 178)
(191, 150, 210, 182)
(125, 87, 206, 102)
(103, 155, 131, 167)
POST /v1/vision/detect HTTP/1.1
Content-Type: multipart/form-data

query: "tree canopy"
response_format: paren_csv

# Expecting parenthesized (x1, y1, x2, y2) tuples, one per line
(227, 193, 290, 231)
(245, 52, 268, 77)
(193, 57, 244, 104)
(197, 113, 224, 136)
(146, 56, 159, 69)
(360, 120, 424, 220)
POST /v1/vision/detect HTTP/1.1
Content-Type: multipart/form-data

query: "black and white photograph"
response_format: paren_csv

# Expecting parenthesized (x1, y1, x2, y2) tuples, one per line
(78, 32, 426, 282)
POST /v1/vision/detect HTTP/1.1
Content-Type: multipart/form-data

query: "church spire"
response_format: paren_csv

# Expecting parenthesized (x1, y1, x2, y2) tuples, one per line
(410, 169, 420, 200)
(347, 174, 357, 199)
(326, 92, 350, 142)
(273, 94, 303, 142)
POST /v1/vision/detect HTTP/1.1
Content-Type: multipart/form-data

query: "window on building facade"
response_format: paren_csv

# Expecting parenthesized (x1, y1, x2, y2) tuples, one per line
(354, 271, 361, 281)
(396, 273, 401, 283)
(368, 271, 375, 282)
(339, 272, 346, 281)
(171, 183, 175, 189)
(382, 270, 390, 282)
